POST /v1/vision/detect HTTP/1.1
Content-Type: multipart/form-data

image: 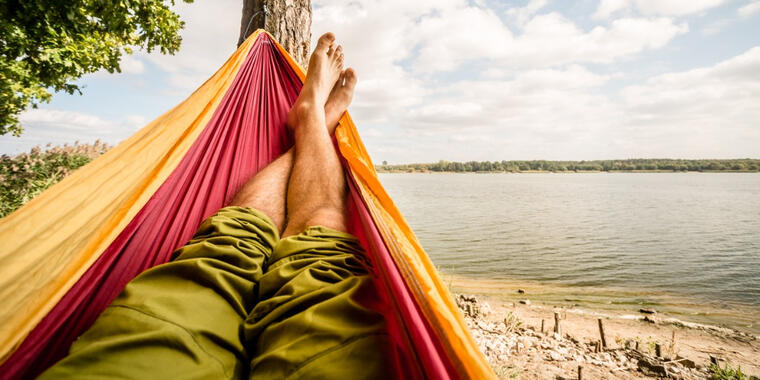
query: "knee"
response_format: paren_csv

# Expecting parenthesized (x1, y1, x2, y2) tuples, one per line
(286, 206, 347, 236)
(305, 207, 348, 232)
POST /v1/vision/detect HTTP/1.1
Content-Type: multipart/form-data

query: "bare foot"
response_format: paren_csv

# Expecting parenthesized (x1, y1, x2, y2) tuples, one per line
(287, 67, 358, 134)
(324, 68, 357, 134)
(293, 33, 343, 114)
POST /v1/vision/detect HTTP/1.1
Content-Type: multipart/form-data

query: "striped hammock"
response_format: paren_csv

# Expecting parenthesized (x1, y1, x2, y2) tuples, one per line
(0, 30, 493, 380)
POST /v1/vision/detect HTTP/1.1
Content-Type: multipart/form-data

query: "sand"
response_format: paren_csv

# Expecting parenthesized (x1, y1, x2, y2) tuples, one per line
(449, 277, 760, 379)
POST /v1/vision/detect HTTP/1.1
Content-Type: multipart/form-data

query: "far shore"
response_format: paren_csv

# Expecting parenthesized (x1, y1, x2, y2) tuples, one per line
(375, 158, 760, 174)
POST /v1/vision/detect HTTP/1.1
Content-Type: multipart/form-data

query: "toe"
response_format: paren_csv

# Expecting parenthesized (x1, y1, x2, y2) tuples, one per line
(344, 68, 357, 89)
(315, 32, 335, 53)
(332, 45, 343, 58)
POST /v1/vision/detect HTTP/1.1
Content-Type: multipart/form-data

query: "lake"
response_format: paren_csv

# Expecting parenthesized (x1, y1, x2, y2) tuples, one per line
(379, 173, 760, 331)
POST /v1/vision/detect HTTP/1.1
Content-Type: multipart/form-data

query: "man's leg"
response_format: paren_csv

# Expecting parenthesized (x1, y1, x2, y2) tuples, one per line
(233, 62, 358, 233)
(245, 33, 391, 380)
(229, 150, 293, 232)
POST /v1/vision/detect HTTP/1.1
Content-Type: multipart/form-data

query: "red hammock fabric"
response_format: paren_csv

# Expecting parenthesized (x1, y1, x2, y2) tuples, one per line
(0, 33, 456, 380)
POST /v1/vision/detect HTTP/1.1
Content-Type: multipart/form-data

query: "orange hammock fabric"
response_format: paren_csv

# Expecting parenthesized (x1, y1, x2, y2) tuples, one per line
(0, 30, 493, 379)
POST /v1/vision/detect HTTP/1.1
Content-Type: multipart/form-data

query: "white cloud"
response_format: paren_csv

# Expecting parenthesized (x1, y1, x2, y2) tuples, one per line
(123, 114, 147, 127)
(119, 54, 145, 75)
(83, 1, 239, 86)
(738, 1, 760, 17)
(412, 5, 513, 72)
(612, 49, 760, 158)
(701, 18, 731, 35)
(312, 0, 447, 123)
(88, 53, 145, 78)
(634, 0, 729, 16)
(594, 0, 630, 19)
(411, 12, 687, 70)
(620, 46, 760, 128)
(391, 46, 760, 161)
(506, 0, 549, 27)
(311, 0, 723, 162)
(404, 65, 615, 135)
(594, 0, 730, 18)
(140, 0, 241, 91)
(1, 109, 143, 154)
(6, 0, 754, 162)
(20, 109, 109, 131)
(512, 15, 688, 66)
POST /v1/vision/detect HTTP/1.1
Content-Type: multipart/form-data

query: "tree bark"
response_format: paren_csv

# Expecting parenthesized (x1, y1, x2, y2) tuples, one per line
(238, 0, 312, 67)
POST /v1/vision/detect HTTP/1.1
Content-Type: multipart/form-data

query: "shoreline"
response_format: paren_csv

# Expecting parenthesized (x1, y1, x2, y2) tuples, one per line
(453, 283, 760, 378)
(447, 274, 760, 377)
(456, 292, 760, 379)
(445, 275, 760, 335)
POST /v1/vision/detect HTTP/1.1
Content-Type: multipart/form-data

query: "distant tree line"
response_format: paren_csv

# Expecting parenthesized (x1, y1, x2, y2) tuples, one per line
(376, 159, 760, 173)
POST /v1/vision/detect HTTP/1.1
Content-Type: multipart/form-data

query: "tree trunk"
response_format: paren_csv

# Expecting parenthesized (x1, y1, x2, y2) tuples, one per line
(238, 0, 312, 67)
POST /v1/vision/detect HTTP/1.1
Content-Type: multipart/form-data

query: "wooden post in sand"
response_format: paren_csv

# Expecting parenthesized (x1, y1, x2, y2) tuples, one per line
(577, 365, 583, 380)
(541, 319, 545, 333)
(597, 318, 607, 349)
(655, 343, 662, 358)
(553, 312, 561, 335)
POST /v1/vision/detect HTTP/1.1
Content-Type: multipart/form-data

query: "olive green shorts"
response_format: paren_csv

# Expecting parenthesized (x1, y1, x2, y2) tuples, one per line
(40, 206, 391, 379)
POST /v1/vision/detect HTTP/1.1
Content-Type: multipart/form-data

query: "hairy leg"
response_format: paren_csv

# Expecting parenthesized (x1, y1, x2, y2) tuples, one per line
(229, 77, 356, 234)
(283, 33, 350, 237)
(229, 152, 293, 232)
(244, 35, 390, 380)
(229, 54, 357, 234)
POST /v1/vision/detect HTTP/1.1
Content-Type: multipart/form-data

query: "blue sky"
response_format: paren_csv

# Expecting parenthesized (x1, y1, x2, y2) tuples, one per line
(1, 0, 758, 163)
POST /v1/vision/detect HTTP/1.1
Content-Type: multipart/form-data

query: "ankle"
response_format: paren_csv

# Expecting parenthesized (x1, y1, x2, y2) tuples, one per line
(294, 102, 323, 123)
(324, 101, 339, 121)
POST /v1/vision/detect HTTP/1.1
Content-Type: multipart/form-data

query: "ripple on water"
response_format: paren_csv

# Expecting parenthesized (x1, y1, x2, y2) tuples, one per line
(380, 172, 760, 330)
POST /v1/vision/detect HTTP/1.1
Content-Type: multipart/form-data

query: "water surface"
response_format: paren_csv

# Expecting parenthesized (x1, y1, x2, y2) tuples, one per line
(379, 173, 760, 331)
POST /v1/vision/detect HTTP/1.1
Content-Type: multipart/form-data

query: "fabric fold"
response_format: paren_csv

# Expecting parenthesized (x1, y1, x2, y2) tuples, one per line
(0, 30, 495, 380)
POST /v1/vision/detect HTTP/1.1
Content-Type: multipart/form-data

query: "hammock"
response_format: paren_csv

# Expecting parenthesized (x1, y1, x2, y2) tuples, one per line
(0, 30, 493, 380)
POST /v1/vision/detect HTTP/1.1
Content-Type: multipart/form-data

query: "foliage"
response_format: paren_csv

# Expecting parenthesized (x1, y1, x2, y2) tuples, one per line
(493, 365, 521, 379)
(647, 340, 658, 355)
(377, 159, 760, 173)
(0, 0, 193, 135)
(502, 311, 522, 334)
(709, 362, 749, 380)
(0, 141, 110, 217)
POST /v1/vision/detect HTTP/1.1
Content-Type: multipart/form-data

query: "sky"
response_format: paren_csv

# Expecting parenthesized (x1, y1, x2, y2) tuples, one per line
(1, 0, 759, 163)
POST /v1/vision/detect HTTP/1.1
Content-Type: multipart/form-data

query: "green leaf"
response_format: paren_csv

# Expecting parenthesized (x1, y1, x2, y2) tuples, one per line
(0, 0, 189, 135)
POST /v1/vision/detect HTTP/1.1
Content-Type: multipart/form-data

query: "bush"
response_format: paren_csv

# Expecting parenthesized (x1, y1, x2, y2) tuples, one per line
(709, 362, 749, 380)
(0, 141, 110, 218)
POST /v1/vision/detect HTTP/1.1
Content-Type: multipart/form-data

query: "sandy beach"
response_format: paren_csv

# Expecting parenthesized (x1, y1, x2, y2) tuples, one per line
(449, 276, 760, 379)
